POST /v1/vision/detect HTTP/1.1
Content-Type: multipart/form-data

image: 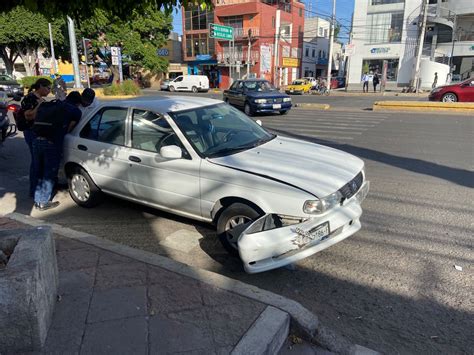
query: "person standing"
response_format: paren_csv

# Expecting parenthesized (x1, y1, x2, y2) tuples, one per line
(432, 72, 438, 89)
(52, 73, 67, 101)
(362, 72, 370, 93)
(32, 91, 82, 211)
(373, 72, 380, 93)
(80, 88, 99, 117)
(21, 78, 51, 197)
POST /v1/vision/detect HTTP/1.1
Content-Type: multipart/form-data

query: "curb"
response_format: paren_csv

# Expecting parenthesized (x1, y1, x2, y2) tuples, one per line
(4, 212, 379, 355)
(295, 103, 331, 110)
(232, 306, 289, 355)
(373, 101, 474, 113)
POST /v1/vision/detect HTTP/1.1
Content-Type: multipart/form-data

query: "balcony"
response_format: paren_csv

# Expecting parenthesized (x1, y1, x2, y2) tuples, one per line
(217, 50, 260, 63)
(427, 4, 455, 29)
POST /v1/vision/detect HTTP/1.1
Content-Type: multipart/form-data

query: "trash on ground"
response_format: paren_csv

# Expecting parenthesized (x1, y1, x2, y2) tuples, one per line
(454, 265, 463, 271)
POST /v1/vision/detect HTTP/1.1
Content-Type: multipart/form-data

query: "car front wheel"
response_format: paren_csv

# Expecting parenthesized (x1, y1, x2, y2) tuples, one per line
(169, 85, 176, 92)
(192, 86, 198, 93)
(441, 93, 457, 102)
(244, 103, 254, 116)
(217, 203, 262, 256)
(68, 167, 103, 208)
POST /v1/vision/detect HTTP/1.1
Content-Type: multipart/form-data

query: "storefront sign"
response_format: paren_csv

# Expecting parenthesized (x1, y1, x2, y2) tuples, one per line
(370, 47, 390, 54)
(260, 45, 272, 73)
(168, 63, 183, 72)
(196, 54, 213, 61)
(157, 48, 169, 56)
(282, 57, 299, 68)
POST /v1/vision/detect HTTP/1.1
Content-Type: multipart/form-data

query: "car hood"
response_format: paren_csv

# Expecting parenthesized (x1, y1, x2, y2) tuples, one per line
(0, 80, 20, 86)
(247, 91, 289, 99)
(208, 136, 364, 198)
(286, 84, 306, 89)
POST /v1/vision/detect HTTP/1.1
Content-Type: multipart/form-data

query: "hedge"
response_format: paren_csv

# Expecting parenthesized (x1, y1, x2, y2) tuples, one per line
(103, 80, 140, 96)
(19, 76, 53, 89)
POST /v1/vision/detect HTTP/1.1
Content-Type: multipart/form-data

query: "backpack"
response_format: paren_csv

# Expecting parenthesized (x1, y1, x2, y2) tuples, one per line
(32, 100, 66, 141)
(12, 107, 30, 132)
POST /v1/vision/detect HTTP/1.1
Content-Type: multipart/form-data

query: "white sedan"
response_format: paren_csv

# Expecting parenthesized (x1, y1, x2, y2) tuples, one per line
(63, 97, 369, 273)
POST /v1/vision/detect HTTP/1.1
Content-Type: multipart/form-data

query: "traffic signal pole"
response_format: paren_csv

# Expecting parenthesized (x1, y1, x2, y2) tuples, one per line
(82, 38, 91, 88)
(67, 16, 82, 89)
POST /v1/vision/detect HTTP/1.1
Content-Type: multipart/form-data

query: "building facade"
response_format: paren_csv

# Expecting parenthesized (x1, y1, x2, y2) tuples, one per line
(157, 32, 187, 80)
(347, 0, 474, 90)
(182, 0, 305, 89)
(302, 17, 330, 78)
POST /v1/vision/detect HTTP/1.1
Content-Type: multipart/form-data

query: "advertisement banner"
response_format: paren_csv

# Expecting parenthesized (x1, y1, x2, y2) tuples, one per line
(282, 58, 299, 68)
(260, 45, 272, 73)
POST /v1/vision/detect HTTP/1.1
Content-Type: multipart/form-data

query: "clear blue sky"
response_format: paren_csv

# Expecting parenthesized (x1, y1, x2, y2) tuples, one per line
(171, 0, 354, 42)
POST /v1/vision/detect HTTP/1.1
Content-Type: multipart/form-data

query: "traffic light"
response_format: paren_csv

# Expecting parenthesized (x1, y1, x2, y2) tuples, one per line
(83, 38, 94, 64)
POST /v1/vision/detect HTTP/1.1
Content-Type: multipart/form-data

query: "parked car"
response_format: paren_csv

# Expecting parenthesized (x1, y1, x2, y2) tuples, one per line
(160, 79, 171, 91)
(285, 79, 312, 95)
(223, 79, 292, 116)
(168, 75, 209, 93)
(62, 97, 369, 273)
(429, 77, 474, 102)
(0, 74, 23, 97)
(303, 77, 317, 89)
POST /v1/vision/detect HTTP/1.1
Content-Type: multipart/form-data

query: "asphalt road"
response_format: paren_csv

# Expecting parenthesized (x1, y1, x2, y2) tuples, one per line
(1, 104, 472, 354)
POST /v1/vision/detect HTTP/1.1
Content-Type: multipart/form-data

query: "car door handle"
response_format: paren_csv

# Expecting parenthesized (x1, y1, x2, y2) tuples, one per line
(129, 155, 141, 163)
(77, 144, 88, 151)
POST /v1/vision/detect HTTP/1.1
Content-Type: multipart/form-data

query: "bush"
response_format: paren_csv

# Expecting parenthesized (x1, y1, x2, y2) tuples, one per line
(103, 80, 140, 96)
(19, 76, 53, 89)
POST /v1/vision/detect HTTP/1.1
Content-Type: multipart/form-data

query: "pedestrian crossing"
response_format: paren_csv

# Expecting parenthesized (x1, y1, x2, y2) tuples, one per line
(259, 110, 388, 142)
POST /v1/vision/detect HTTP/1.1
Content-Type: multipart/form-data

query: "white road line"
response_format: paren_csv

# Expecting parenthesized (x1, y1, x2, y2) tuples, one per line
(278, 127, 363, 135)
(266, 123, 370, 132)
(265, 121, 375, 128)
(278, 133, 354, 140)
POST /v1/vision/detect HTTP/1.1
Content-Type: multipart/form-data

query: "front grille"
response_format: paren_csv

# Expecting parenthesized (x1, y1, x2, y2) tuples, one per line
(271, 98, 283, 103)
(338, 171, 363, 200)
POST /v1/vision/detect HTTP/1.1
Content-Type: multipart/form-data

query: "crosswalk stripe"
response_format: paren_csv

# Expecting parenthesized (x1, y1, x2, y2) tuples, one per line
(266, 123, 370, 131)
(265, 121, 375, 128)
(275, 127, 363, 135)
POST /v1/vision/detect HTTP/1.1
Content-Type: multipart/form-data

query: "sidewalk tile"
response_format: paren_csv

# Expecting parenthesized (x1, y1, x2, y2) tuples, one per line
(81, 317, 148, 355)
(57, 248, 99, 271)
(95, 262, 147, 290)
(98, 250, 135, 266)
(55, 236, 93, 252)
(148, 264, 188, 285)
(88, 286, 147, 323)
(149, 310, 213, 353)
(148, 278, 202, 314)
(58, 267, 95, 296)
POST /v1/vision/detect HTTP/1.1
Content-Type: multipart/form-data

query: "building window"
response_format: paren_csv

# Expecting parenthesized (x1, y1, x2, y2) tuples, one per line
(185, 7, 213, 31)
(185, 33, 212, 57)
(366, 12, 403, 43)
(371, 0, 404, 4)
(223, 16, 243, 29)
(312, 49, 316, 57)
(324, 29, 328, 38)
(318, 50, 322, 58)
(362, 58, 400, 81)
(305, 47, 309, 57)
(299, 8, 303, 17)
(272, 16, 275, 28)
(319, 27, 323, 36)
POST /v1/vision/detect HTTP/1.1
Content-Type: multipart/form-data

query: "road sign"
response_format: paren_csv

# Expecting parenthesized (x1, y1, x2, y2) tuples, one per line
(157, 48, 169, 56)
(209, 24, 234, 40)
(345, 43, 355, 56)
(111, 46, 119, 56)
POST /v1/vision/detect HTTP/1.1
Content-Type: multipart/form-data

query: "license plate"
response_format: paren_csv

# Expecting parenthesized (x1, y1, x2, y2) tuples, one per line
(273, 104, 281, 109)
(293, 222, 330, 247)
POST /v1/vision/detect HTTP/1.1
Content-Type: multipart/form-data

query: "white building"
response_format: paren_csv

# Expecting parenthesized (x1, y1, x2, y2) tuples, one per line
(347, 0, 474, 90)
(302, 17, 330, 78)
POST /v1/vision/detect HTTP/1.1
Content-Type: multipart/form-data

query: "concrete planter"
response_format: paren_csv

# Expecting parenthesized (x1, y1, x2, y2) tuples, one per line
(0, 227, 58, 352)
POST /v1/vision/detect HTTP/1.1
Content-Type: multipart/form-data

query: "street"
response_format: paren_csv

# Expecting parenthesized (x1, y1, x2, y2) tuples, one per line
(1, 101, 473, 354)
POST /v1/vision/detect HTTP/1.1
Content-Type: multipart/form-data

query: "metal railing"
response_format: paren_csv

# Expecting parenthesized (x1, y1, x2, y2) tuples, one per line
(231, 27, 260, 39)
(217, 50, 260, 63)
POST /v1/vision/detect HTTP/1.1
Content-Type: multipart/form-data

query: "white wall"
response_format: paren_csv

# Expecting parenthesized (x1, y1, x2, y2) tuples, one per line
(419, 59, 450, 89)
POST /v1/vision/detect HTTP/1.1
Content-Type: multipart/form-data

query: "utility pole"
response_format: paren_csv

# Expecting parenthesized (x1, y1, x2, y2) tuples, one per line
(448, 14, 457, 72)
(326, 0, 336, 93)
(413, 0, 429, 93)
(82, 38, 91, 88)
(273, 10, 281, 87)
(67, 16, 82, 89)
(48, 23, 58, 74)
(247, 29, 252, 79)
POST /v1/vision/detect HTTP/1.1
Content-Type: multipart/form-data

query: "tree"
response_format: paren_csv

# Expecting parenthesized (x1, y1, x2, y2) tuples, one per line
(79, 7, 172, 77)
(0, 6, 64, 75)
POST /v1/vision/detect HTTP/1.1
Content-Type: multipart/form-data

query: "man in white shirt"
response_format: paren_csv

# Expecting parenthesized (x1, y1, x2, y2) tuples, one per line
(80, 88, 99, 117)
(362, 72, 370, 93)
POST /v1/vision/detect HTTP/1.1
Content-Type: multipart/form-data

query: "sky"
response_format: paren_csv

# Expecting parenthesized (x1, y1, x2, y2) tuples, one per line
(171, 0, 355, 42)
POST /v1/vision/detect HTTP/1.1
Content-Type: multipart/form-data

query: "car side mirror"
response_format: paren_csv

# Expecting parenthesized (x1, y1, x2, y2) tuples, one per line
(160, 145, 182, 159)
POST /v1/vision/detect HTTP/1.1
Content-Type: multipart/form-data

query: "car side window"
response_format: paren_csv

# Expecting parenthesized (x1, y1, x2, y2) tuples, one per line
(132, 109, 189, 158)
(80, 108, 127, 145)
(175, 77, 183, 83)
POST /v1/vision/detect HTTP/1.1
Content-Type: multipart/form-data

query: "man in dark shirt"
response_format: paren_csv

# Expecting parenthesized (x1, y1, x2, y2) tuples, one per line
(32, 91, 82, 211)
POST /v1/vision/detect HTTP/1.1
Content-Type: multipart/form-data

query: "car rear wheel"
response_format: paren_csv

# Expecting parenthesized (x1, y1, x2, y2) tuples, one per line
(244, 103, 254, 116)
(169, 85, 176, 92)
(192, 86, 198, 93)
(217, 203, 262, 256)
(280, 110, 289, 115)
(441, 93, 457, 102)
(68, 167, 103, 208)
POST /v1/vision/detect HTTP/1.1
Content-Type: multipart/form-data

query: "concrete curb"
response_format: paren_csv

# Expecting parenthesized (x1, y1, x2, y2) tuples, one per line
(295, 103, 331, 110)
(4, 212, 379, 354)
(373, 101, 474, 113)
(232, 306, 289, 355)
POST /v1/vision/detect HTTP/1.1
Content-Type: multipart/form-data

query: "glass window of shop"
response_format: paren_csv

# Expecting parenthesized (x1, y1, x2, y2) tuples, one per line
(185, 8, 213, 31)
(362, 59, 399, 81)
(185, 34, 214, 57)
(366, 12, 403, 43)
(371, 0, 404, 4)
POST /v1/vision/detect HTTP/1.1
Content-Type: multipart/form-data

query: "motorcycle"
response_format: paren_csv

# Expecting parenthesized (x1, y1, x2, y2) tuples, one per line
(0, 92, 21, 142)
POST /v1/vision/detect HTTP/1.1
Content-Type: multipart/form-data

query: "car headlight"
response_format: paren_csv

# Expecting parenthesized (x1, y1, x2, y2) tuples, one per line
(283, 97, 291, 102)
(303, 191, 343, 214)
(254, 99, 267, 104)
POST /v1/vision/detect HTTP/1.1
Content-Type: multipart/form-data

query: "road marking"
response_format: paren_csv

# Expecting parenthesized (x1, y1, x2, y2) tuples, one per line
(159, 229, 202, 253)
(265, 121, 374, 130)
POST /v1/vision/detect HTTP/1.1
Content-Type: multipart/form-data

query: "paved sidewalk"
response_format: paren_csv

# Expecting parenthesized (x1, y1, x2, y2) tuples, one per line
(0, 217, 279, 354)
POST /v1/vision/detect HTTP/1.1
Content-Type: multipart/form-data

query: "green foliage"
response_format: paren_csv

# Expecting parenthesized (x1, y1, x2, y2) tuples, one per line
(19, 75, 53, 89)
(103, 80, 140, 96)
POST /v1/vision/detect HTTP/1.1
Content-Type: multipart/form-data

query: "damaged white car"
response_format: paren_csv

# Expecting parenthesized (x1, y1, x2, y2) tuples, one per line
(63, 97, 369, 273)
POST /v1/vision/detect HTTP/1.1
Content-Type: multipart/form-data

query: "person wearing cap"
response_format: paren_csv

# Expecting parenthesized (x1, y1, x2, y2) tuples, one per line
(52, 73, 67, 101)
(80, 88, 99, 117)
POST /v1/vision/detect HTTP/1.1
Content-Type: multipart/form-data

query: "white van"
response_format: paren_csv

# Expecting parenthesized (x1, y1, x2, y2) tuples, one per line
(168, 75, 209, 93)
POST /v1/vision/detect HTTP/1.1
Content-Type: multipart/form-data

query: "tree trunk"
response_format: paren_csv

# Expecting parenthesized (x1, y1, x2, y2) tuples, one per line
(0, 47, 14, 75)
(110, 64, 120, 84)
(18, 47, 38, 76)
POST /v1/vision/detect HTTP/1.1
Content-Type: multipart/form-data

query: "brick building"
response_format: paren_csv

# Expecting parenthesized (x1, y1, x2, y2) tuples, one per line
(182, 0, 305, 89)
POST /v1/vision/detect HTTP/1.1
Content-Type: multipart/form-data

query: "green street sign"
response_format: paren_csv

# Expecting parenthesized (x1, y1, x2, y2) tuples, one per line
(209, 24, 234, 40)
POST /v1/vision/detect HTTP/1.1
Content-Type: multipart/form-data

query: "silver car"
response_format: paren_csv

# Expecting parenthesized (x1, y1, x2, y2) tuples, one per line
(63, 97, 369, 273)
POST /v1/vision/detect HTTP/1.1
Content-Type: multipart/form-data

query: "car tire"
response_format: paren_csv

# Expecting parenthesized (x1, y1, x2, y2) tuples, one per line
(217, 203, 262, 256)
(192, 86, 198, 93)
(244, 103, 254, 116)
(169, 85, 176, 92)
(68, 167, 103, 208)
(280, 110, 289, 115)
(224, 97, 229, 104)
(441, 93, 457, 102)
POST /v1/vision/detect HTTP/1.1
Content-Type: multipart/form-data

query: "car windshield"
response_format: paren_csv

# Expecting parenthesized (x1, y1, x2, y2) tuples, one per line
(292, 80, 304, 85)
(243, 81, 275, 92)
(169, 103, 275, 158)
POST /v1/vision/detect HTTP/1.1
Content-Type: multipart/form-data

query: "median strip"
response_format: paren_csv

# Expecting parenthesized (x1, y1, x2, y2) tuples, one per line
(295, 103, 331, 110)
(373, 101, 474, 113)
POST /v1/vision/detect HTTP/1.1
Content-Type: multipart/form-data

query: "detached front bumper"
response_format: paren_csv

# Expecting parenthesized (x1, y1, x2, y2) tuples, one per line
(238, 181, 370, 274)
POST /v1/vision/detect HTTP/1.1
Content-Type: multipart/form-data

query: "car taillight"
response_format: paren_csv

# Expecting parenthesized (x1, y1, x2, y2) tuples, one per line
(7, 104, 19, 112)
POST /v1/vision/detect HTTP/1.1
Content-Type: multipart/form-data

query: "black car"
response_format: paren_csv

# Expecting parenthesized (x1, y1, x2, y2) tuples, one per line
(223, 79, 292, 116)
(0, 74, 23, 97)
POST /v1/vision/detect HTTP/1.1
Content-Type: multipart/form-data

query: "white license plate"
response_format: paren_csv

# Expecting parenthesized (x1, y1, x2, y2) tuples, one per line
(293, 222, 330, 247)
(273, 104, 281, 109)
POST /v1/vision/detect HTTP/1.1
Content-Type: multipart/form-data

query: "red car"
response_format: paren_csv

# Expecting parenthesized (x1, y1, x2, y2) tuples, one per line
(429, 77, 474, 102)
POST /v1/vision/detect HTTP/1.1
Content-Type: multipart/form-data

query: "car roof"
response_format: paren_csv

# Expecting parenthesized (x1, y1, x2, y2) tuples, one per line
(99, 96, 222, 113)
